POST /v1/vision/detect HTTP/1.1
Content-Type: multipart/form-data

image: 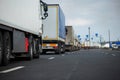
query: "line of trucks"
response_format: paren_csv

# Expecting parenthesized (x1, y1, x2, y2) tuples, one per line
(0, 0, 81, 66)
(42, 5, 81, 54)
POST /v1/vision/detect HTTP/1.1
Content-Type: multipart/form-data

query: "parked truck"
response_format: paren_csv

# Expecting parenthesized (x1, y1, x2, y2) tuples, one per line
(74, 35, 81, 50)
(112, 41, 120, 50)
(42, 4, 66, 54)
(83, 41, 90, 49)
(0, 0, 48, 65)
(65, 26, 75, 51)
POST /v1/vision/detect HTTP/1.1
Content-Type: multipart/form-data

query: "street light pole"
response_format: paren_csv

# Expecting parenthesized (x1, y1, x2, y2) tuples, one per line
(88, 27, 90, 47)
(108, 29, 111, 48)
(100, 35, 102, 48)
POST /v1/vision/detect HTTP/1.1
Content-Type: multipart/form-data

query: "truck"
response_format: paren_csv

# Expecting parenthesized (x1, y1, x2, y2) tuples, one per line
(65, 26, 75, 51)
(42, 4, 66, 54)
(0, 0, 48, 65)
(112, 41, 120, 50)
(83, 41, 90, 49)
(74, 35, 81, 50)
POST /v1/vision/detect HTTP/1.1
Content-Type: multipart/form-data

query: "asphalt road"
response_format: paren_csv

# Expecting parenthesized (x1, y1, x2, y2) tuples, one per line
(0, 49, 120, 80)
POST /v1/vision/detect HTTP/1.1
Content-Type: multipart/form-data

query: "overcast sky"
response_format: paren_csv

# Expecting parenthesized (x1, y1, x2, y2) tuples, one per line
(44, 0, 120, 42)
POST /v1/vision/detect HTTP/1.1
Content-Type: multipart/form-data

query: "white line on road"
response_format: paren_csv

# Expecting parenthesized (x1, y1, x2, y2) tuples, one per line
(48, 57, 55, 60)
(111, 54, 116, 56)
(102, 52, 105, 53)
(105, 53, 108, 55)
(61, 54, 65, 56)
(0, 66, 24, 73)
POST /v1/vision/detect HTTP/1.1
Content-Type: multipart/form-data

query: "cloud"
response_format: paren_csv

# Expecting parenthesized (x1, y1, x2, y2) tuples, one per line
(66, 19, 93, 26)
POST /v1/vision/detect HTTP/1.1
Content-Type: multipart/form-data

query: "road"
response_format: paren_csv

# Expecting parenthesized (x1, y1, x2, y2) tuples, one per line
(0, 49, 120, 80)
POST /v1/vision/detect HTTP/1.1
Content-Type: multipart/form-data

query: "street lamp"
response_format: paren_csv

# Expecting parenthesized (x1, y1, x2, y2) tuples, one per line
(88, 27, 91, 47)
(108, 29, 111, 48)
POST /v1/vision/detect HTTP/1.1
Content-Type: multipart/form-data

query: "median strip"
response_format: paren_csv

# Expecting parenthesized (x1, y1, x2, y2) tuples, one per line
(0, 66, 24, 73)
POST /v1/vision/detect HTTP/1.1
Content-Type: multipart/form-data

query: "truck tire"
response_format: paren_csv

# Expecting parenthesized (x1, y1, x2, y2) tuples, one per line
(27, 36, 33, 60)
(58, 48, 61, 54)
(61, 44, 65, 53)
(28, 44, 33, 60)
(2, 32, 11, 66)
(0, 32, 3, 65)
(33, 39, 39, 58)
(42, 51, 46, 54)
(68, 46, 72, 52)
(55, 44, 61, 54)
(62, 48, 65, 53)
(34, 52, 39, 58)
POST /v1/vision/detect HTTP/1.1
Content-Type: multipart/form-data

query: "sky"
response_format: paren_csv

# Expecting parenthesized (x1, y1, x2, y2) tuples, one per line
(44, 0, 120, 42)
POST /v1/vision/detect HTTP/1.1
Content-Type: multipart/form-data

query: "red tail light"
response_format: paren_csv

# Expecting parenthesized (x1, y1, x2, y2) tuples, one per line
(53, 46, 58, 49)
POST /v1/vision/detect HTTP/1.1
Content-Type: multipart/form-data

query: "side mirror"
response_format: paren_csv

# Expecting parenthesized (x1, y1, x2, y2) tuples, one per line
(44, 13, 48, 18)
(40, 0, 48, 20)
(43, 3, 48, 12)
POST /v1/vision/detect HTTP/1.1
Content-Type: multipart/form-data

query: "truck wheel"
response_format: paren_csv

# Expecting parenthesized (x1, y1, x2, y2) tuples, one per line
(28, 44, 33, 60)
(2, 32, 11, 66)
(55, 45, 61, 54)
(33, 39, 39, 58)
(42, 51, 46, 54)
(34, 52, 39, 58)
(61, 44, 65, 53)
(0, 32, 3, 65)
(70, 46, 73, 52)
(58, 48, 61, 54)
(62, 47, 65, 53)
(28, 36, 33, 60)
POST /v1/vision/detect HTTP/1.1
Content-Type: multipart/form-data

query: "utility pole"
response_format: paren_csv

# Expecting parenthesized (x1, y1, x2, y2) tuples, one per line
(108, 29, 111, 48)
(100, 35, 102, 48)
(88, 27, 90, 47)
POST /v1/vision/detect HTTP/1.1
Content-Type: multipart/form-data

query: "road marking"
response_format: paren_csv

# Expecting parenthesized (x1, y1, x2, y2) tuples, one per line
(111, 54, 116, 56)
(61, 54, 65, 56)
(105, 53, 108, 55)
(102, 52, 105, 53)
(48, 57, 55, 60)
(0, 66, 24, 73)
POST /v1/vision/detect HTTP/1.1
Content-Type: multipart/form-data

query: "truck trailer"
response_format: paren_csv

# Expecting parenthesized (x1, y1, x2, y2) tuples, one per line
(74, 35, 81, 50)
(65, 26, 75, 51)
(0, 0, 48, 65)
(112, 41, 120, 50)
(42, 4, 66, 54)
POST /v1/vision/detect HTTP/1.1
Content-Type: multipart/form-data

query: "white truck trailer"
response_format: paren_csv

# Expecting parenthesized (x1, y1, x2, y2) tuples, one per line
(65, 26, 75, 51)
(0, 0, 48, 65)
(42, 4, 66, 54)
(74, 35, 80, 50)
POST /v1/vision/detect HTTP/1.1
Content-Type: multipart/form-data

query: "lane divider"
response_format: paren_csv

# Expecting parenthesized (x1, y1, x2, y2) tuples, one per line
(61, 54, 65, 56)
(105, 53, 108, 55)
(48, 57, 55, 60)
(111, 54, 116, 56)
(0, 66, 24, 73)
(102, 52, 105, 53)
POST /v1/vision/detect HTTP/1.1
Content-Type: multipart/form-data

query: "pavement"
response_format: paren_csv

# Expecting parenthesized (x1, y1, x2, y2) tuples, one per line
(0, 49, 120, 80)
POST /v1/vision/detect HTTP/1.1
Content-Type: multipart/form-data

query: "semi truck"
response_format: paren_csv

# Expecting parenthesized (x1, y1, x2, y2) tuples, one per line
(74, 35, 81, 50)
(65, 26, 75, 51)
(112, 41, 120, 50)
(42, 4, 66, 54)
(82, 41, 91, 49)
(0, 0, 48, 65)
